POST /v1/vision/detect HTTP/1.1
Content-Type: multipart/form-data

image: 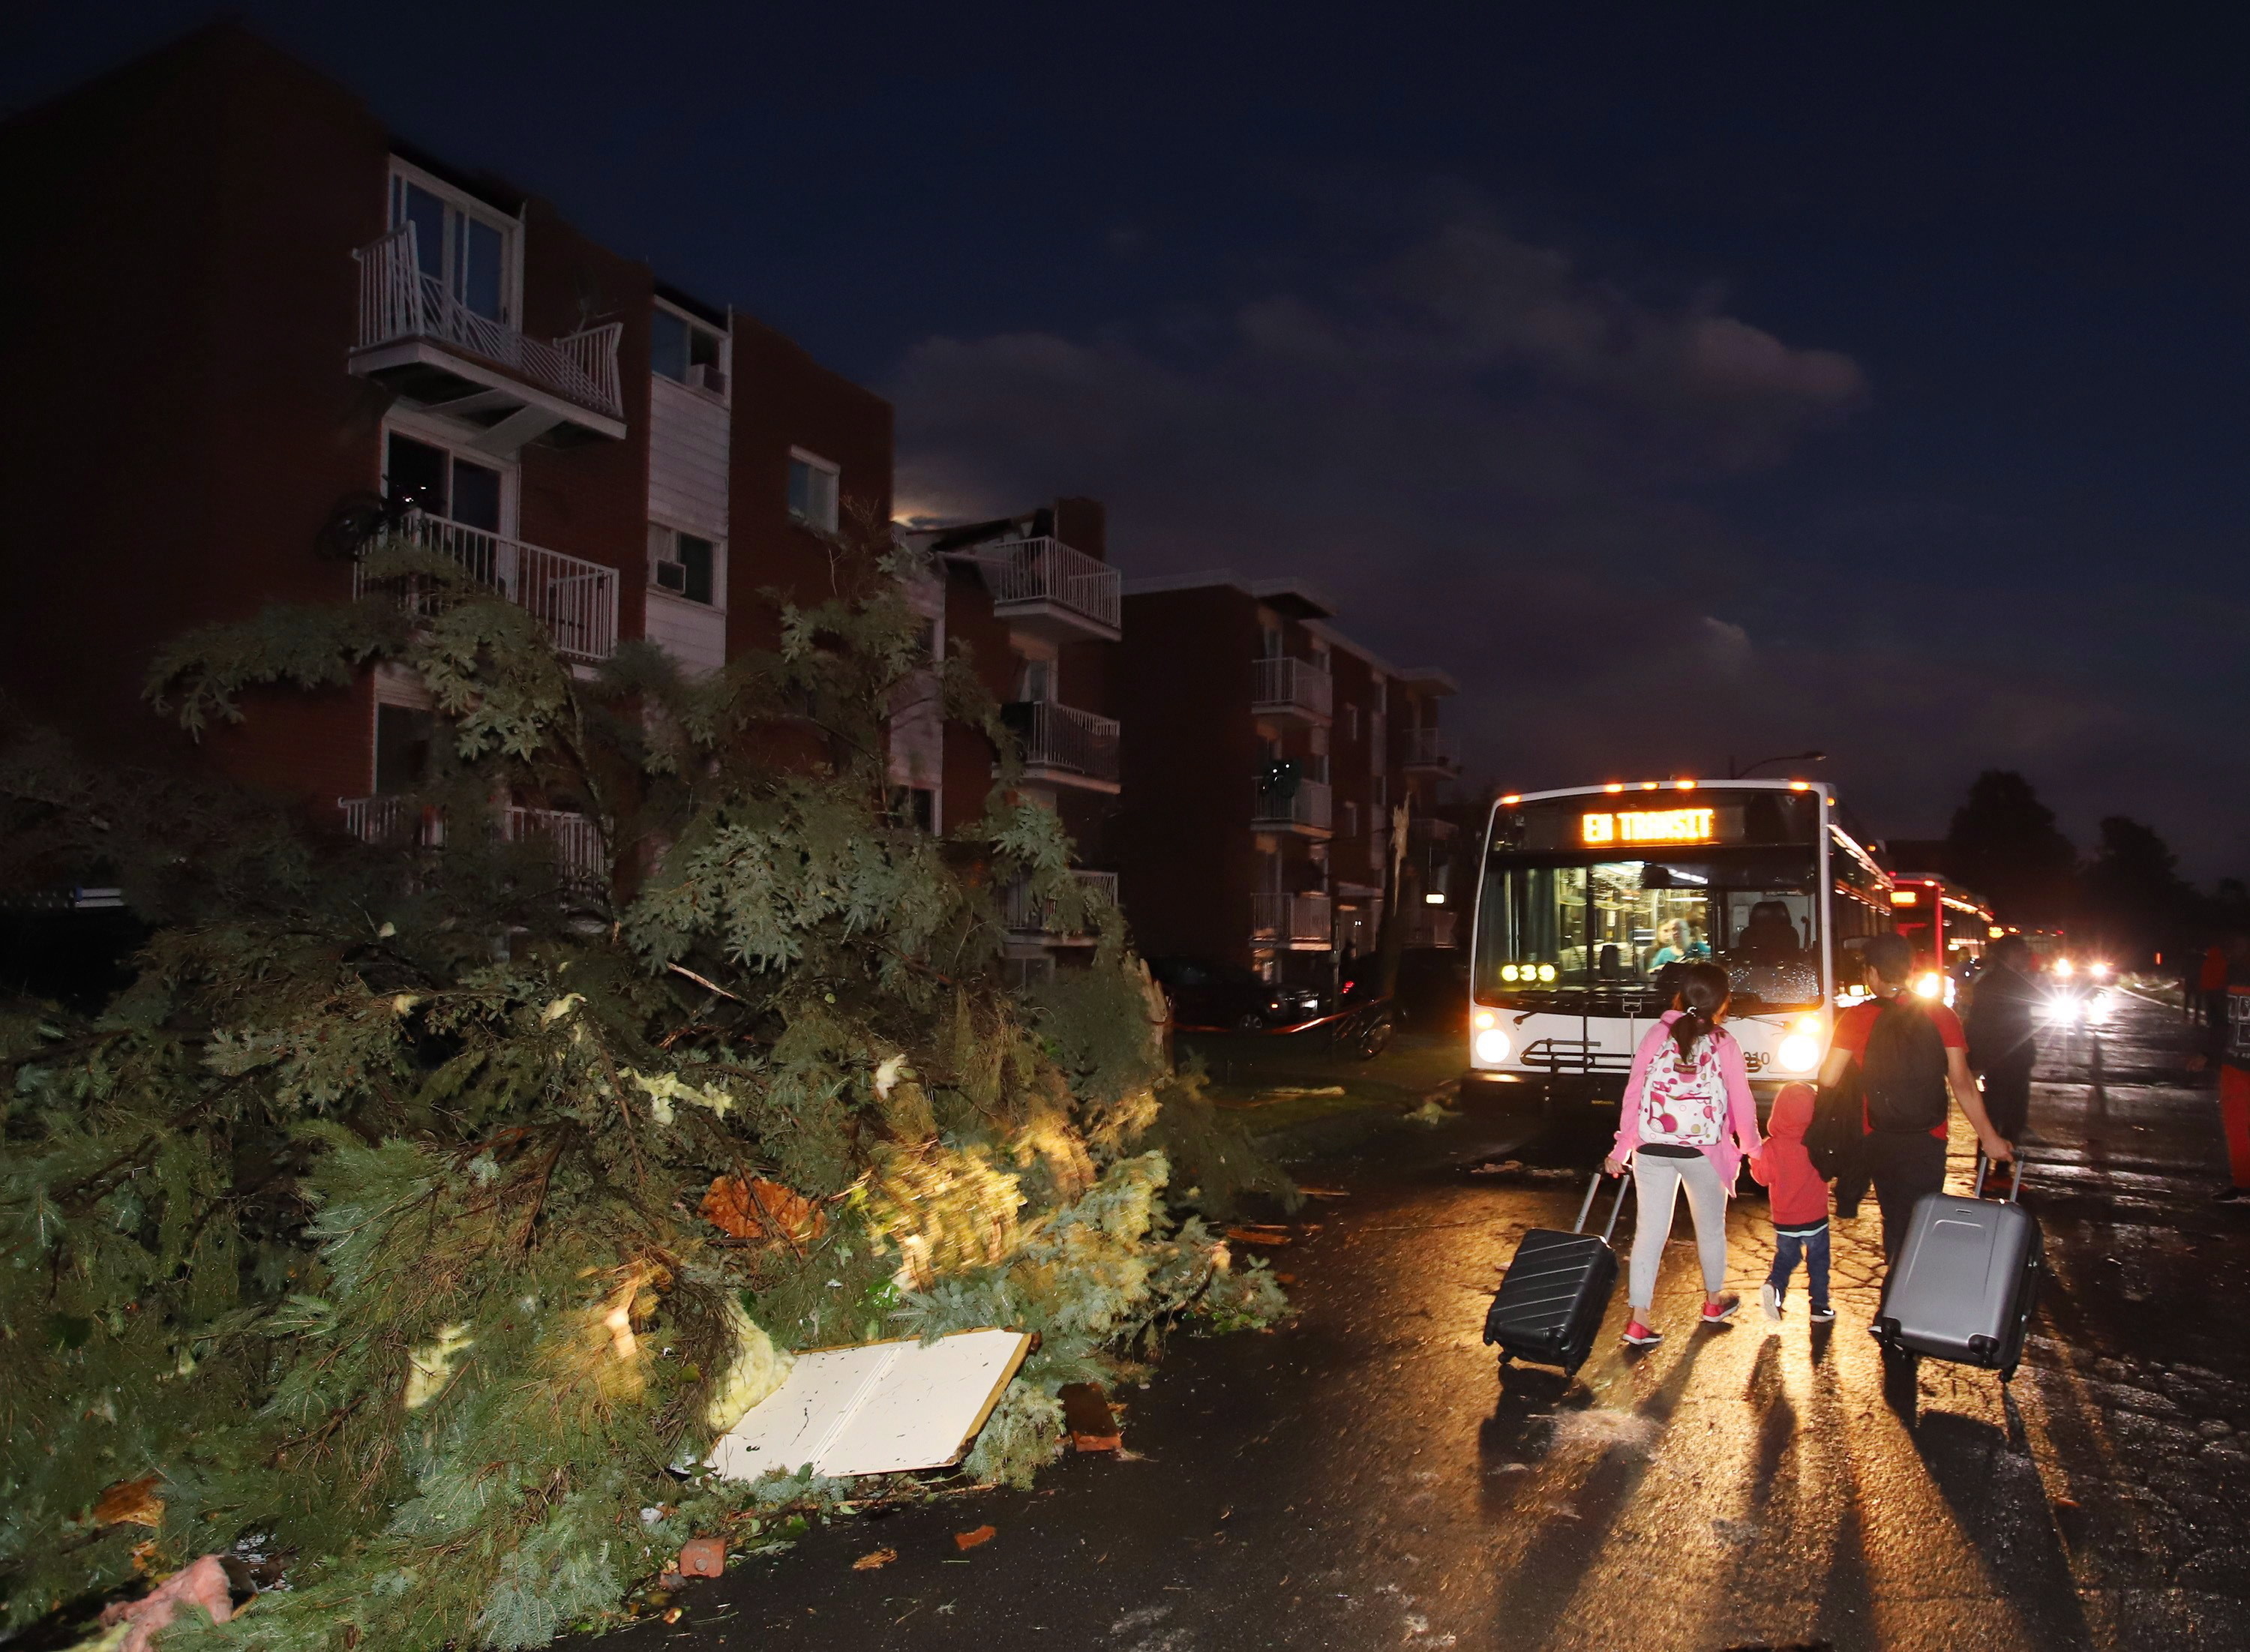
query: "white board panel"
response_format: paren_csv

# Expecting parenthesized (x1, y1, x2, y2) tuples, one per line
(818, 1329, 1029, 1475)
(706, 1329, 1030, 1481)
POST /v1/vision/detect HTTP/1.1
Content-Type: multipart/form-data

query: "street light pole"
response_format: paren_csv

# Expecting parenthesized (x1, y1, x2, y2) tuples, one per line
(1727, 749, 1828, 780)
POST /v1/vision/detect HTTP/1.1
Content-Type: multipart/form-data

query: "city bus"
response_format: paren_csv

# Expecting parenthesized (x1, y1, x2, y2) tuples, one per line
(1466, 779, 1894, 1106)
(1884, 871, 1999, 1003)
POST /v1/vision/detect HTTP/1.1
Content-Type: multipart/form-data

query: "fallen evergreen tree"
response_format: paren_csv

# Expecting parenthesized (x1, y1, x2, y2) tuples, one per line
(0, 540, 1290, 1652)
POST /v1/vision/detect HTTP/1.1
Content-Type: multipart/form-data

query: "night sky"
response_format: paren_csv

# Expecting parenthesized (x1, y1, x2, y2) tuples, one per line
(8, 5, 2245, 877)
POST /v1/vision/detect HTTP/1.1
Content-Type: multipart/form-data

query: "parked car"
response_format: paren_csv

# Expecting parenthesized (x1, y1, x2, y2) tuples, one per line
(1148, 957, 1325, 1032)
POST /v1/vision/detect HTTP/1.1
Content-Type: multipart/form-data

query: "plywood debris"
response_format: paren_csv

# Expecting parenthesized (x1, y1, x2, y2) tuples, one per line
(706, 1329, 1031, 1480)
(1060, 1383, 1122, 1452)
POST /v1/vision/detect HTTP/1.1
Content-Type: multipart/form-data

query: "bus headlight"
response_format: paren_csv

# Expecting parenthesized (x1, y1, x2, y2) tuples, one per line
(1776, 1034, 1820, 1073)
(1912, 971, 1943, 1000)
(2043, 994, 2081, 1026)
(1474, 1028, 1512, 1065)
(1474, 1010, 1496, 1030)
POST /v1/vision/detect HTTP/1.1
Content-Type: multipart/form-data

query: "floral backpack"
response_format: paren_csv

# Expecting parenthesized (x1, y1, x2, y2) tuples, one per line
(1636, 1022, 1728, 1147)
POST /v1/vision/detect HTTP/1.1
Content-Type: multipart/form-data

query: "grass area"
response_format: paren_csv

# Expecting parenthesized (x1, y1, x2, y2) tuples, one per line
(1180, 1027, 1467, 1133)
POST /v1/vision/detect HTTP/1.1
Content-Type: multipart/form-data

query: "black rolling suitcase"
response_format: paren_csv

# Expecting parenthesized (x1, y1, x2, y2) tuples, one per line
(1482, 1173, 1629, 1375)
(1874, 1154, 2042, 1380)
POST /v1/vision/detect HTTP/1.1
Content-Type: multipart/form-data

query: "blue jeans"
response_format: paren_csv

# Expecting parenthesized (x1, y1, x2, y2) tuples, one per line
(1768, 1222, 1830, 1311)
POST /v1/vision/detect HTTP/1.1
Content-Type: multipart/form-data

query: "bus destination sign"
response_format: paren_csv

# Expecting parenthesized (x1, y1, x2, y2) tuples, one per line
(1581, 808, 1717, 846)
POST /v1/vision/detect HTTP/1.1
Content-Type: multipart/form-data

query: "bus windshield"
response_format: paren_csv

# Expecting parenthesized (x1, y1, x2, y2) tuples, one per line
(1475, 788, 1835, 1012)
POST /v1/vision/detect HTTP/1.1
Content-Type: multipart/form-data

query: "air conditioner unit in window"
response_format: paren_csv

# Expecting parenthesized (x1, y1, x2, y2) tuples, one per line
(656, 561, 686, 593)
(696, 364, 728, 395)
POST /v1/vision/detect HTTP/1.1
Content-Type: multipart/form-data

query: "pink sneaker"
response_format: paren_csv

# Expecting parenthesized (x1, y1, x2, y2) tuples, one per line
(1621, 1321, 1664, 1346)
(1700, 1295, 1741, 1326)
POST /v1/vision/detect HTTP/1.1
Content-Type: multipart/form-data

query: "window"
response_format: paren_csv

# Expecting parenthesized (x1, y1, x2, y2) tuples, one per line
(1016, 658, 1053, 703)
(385, 432, 502, 531)
(1342, 801, 1360, 841)
(389, 165, 514, 324)
(888, 786, 937, 832)
(1344, 704, 1360, 743)
(652, 307, 725, 394)
(788, 451, 839, 532)
(650, 524, 720, 606)
(374, 706, 432, 795)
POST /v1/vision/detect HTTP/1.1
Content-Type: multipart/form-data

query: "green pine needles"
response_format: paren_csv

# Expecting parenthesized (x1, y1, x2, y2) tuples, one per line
(0, 538, 1289, 1652)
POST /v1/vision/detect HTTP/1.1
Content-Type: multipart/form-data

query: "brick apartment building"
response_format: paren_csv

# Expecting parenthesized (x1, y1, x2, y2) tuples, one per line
(0, 25, 894, 873)
(1112, 574, 1460, 985)
(902, 500, 1123, 976)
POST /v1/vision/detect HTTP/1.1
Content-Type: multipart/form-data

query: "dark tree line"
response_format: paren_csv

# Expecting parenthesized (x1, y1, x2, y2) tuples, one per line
(1937, 769, 2246, 965)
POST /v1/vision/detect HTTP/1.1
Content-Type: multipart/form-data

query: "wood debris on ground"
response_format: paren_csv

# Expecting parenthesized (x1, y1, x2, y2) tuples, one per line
(851, 1548, 898, 1570)
(1060, 1382, 1123, 1452)
(953, 1525, 997, 1551)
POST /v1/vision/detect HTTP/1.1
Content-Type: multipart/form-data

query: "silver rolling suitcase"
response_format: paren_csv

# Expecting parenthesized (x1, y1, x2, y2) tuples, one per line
(1874, 1154, 2042, 1381)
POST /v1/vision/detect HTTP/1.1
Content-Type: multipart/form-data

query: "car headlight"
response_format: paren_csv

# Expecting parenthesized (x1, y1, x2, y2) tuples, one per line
(1474, 1028, 1512, 1064)
(2043, 994, 2081, 1025)
(1776, 1033, 1820, 1072)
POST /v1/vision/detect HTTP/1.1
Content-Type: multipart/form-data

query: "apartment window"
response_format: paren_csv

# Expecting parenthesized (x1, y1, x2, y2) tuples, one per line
(652, 307, 726, 394)
(1342, 801, 1360, 842)
(1016, 658, 1053, 703)
(788, 450, 840, 532)
(888, 786, 936, 832)
(650, 524, 720, 606)
(1344, 703, 1360, 743)
(389, 163, 514, 325)
(386, 432, 502, 531)
(374, 706, 432, 795)
(1374, 774, 1388, 811)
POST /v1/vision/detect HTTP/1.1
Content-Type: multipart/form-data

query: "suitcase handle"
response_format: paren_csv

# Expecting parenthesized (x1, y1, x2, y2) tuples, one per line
(1972, 1151, 2025, 1203)
(1574, 1170, 1632, 1240)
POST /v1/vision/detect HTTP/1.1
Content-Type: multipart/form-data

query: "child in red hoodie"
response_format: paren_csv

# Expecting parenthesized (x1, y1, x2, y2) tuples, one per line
(1750, 1082, 1834, 1323)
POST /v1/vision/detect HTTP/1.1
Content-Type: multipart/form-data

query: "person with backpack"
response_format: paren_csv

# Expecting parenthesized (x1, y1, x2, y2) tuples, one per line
(1750, 1082, 1833, 1323)
(1815, 933, 2013, 1266)
(1602, 961, 1765, 1346)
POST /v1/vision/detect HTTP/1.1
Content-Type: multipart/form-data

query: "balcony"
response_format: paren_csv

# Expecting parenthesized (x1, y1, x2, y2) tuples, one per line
(1003, 869, 1119, 944)
(351, 225, 626, 450)
(1250, 892, 1333, 947)
(1251, 655, 1333, 724)
(1252, 775, 1333, 837)
(338, 796, 606, 886)
(357, 513, 619, 664)
(1402, 725, 1458, 773)
(970, 537, 1121, 643)
(1001, 700, 1121, 793)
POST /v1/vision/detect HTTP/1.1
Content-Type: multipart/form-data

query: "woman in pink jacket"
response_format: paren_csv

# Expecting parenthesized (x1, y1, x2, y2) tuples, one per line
(1602, 961, 1764, 1345)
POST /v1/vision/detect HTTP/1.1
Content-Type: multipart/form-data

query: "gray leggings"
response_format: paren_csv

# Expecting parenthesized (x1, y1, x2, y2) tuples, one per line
(1628, 1151, 1729, 1311)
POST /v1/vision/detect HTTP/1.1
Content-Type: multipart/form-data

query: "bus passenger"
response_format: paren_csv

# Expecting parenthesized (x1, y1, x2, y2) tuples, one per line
(1604, 961, 1765, 1345)
(1651, 919, 1708, 968)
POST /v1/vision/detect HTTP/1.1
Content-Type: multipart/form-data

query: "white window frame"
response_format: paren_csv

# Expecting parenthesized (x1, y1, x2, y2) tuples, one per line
(788, 448, 841, 533)
(647, 520, 727, 610)
(380, 412, 518, 538)
(387, 157, 523, 328)
(651, 298, 730, 403)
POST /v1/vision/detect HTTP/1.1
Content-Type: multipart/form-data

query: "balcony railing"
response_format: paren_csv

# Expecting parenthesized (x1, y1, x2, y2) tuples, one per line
(339, 795, 606, 885)
(1003, 700, 1121, 786)
(1003, 869, 1119, 937)
(354, 224, 624, 421)
(978, 537, 1121, 635)
(1252, 655, 1333, 721)
(1402, 726, 1455, 769)
(1250, 892, 1333, 945)
(1252, 776, 1333, 833)
(356, 512, 619, 663)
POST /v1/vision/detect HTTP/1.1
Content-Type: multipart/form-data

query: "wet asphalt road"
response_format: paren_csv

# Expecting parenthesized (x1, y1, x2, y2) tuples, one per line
(638, 992, 2250, 1651)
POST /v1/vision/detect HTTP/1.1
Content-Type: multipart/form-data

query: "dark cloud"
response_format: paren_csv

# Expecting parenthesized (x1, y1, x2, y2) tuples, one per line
(892, 211, 2248, 878)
